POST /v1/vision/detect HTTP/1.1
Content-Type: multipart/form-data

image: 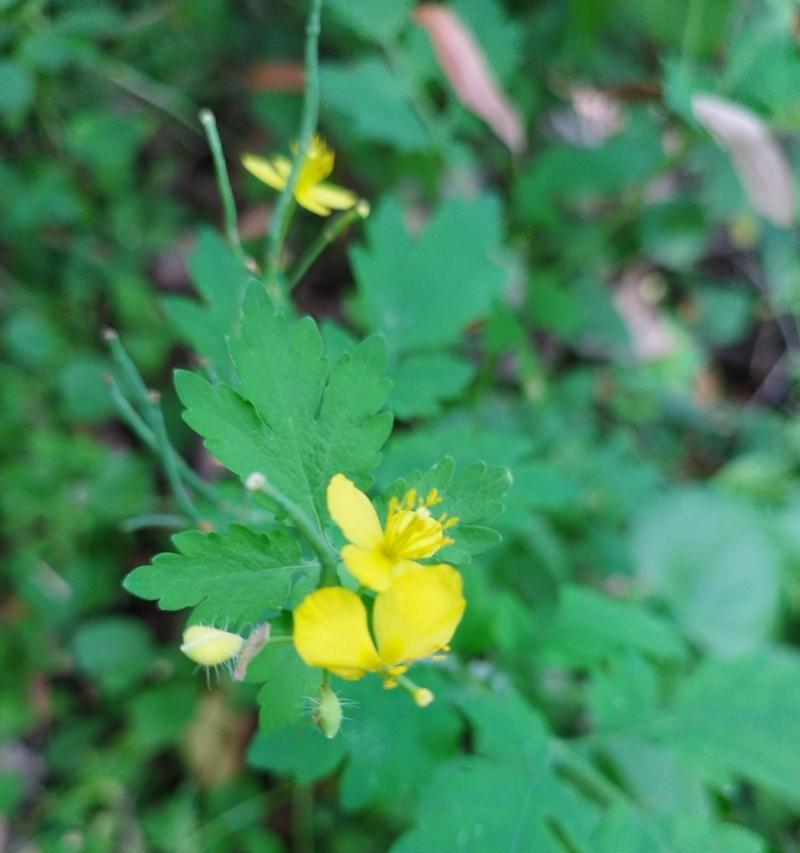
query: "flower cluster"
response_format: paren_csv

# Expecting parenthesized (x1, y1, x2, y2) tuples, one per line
(292, 474, 466, 707)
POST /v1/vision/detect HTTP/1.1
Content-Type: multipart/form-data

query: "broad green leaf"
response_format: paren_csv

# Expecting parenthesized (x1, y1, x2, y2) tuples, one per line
(648, 652, 800, 801)
(632, 489, 780, 657)
(593, 652, 800, 802)
(386, 456, 511, 563)
(540, 585, 686, 667)
(378, 411, 531, 485)
(248, 642, 323, 736)
(175, 283, 392, 526)
(327, 0, 413, 44)
(590, 652, 658, 729)
(321, 59, 428, 151)
(351, 196, 508, 356)
(456, 688, 549, 771)
(339, 674, 461, 811)
(248, 722, 347, 784)
(161, 229, 251, 382)
(591, 804, 765, 853)
(390, 352, 474, 419)
(599, 737, 712, 821)
(124, 526, 318, 627)
(393, 756, 599, 853)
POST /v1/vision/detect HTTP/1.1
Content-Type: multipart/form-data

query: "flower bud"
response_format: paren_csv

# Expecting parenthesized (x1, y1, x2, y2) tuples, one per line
(313, 684, 343, 739)
(181, 625, 244, 667)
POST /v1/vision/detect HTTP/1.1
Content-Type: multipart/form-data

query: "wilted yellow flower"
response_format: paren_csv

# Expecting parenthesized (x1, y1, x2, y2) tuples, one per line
(181, 625, 244, 667)
(293, 563, 465, 698)
(327, 474, 457, 592)
(242, 135, 358, 216)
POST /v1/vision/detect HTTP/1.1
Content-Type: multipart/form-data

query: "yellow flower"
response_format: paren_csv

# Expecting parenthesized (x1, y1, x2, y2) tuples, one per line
(241, 135, 358, 216)
(293, 563, 465, 699)
(327, 474, 457, 592)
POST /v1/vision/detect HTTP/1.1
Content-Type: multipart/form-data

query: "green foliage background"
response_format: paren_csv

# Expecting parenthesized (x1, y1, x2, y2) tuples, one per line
(4, 0, 800, 850)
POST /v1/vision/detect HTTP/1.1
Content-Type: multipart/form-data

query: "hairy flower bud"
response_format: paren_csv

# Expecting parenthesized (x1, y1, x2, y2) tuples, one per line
(313, 684, 343, 739)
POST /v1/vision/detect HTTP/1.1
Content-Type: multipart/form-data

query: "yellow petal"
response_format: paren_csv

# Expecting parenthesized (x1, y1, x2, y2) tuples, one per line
(327, 474, 384, 549)
(341, 544, 397, 592)
(293, 587, 381, 680)
(295, 187, 332, 216)
(242, 153, 292, 190)
(374, 564, 465, 666)
(308, 182, 358, 211)
(181, 625, 244, 667)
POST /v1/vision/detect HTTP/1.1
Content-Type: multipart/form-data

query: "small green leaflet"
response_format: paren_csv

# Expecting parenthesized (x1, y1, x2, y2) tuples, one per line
(351, 195, 508, 357)
(124, 525, 318, 628)
(175, 283, 392, 527)
(247, 641, 322, 736)
(161, 229, 251, 383)
(384, 456, 511, 563)
(348, 195, 507, 418)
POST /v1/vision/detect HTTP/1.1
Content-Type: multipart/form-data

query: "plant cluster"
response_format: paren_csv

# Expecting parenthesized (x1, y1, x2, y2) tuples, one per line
(4, 1, 800, 851)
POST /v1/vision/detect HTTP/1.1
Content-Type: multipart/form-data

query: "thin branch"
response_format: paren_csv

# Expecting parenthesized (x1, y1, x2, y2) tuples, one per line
(287, 201, 370, 292)
(246, 473, 339, 586)
(149, 390, 204, 525)
(263, 0, 323, 294)
(199, 108, 243, 259)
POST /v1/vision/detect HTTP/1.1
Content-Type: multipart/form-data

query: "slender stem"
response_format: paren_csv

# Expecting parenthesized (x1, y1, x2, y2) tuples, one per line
(287, 202, 369, 292)
(264, 0, 323, 289)
(107, 370, 234, 512)
(121, 513, 188, 533)
(104, 328, 150, 404)
(149, 392, 204, 525)
(104, 331, 230, 526)
(247, 475, 339, 586)
(199, 108, 243, 258)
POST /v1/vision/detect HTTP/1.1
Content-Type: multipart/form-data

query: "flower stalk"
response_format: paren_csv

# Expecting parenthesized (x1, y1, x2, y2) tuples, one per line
(245, 472, 339, 586)
(264, 0, 323, 293)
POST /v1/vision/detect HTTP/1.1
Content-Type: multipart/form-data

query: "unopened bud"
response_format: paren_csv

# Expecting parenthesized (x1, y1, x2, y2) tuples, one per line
(181, 625, 244, 667)
(356, 199, 371, 218)
(245, 472, 266, 491)
(313, 684, 343, 739)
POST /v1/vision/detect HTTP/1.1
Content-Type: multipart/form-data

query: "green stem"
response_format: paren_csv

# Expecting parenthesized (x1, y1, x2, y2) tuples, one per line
(199, 108, 243, 259)
(149, 392, 204, 525)
(264, 0, 323, 289)
(108, 376, 234, 513)
(246, 474, 339, 586)
(121, 513, 188, 532)
(287, 201, 369, 292)
(105, 331, 213, 526)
